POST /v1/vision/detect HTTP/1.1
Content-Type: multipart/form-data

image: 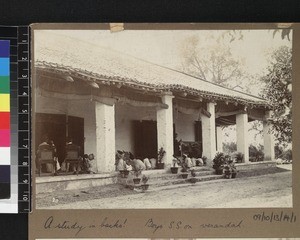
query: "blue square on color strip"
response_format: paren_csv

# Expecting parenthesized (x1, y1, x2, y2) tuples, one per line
(0, 58, 10, 76)
(0, 40, 10, 58)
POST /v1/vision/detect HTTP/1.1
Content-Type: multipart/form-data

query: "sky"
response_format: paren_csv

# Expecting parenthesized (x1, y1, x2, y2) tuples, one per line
(52, 29, 292, 77)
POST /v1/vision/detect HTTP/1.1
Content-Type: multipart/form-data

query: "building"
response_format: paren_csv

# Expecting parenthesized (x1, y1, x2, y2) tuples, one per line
(34, 32, 275, 173)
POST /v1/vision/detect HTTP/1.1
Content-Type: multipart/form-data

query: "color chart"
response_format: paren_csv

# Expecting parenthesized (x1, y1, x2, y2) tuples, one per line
(0, 40, 11, 199)
(0, 26, 30, 213)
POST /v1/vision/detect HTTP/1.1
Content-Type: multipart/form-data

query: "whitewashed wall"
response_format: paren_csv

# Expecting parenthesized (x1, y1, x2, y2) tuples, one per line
(115, 103, 156, 152)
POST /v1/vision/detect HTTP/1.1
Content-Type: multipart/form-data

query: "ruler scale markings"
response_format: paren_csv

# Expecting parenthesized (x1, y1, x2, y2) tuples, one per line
(17, 26, 31, 213)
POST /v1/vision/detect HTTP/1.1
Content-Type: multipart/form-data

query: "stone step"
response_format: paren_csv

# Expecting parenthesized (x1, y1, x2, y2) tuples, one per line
(120, 174, 224, 190)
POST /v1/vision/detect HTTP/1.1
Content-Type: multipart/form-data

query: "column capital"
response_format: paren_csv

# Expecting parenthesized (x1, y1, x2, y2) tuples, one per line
(160, 91, 174, 97)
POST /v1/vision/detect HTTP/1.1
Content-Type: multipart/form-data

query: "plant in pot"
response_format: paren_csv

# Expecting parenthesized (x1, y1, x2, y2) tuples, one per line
(212, 152, 226, 175)
(223, 164, 232, 179)
(157, 147, 166, 169)
(141, 175, 150, 191)
(224, 159, 238, 179)
(133, 168, 142, 184)
(189, 169, 197, 184)
(170, 156, 179, 174)
(181, 164, 189, 179)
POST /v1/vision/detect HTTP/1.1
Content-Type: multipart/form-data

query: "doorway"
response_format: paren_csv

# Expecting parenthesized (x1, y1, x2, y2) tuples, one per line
(35, 113, 84, 164)
(133, 120, 157, 159)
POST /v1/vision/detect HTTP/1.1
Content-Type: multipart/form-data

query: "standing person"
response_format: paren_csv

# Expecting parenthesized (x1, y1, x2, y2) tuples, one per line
(116, 151, 127, 171)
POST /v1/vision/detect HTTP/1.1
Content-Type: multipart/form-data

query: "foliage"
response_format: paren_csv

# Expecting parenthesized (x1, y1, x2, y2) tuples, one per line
(157, 147, 166, 163)
(224, 160, 237, 177)
(142, 175, 149, 184)
(191, 169, 196, 177)
(201, 156, 207, 165)
(223, 142, 237, 154)
(133, 168, 142, 178)
(212, 152, 226, 170)
(181, 164, 188, 173)
(261, 46, 292, 145)
(275, 144, 292, 160)
(249, 144, 264, 162)
(180, 35, 244, 87)
(234, 152, 244, 163)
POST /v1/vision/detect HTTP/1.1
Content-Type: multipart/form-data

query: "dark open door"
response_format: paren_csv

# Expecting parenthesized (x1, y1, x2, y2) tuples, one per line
(35, 113, 66, 164)
(68, 116, 84, 156)
(35, 113, 84, 163)
(133, 120, 157, 159)
(195, 120, 203, 156)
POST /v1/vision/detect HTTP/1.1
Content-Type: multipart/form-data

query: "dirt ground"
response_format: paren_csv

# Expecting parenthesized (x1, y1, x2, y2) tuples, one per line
(37, 167, 292, 209)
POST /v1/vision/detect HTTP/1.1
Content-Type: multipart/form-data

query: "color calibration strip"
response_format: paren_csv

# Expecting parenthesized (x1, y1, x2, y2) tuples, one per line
(17, 26, 31, 212)
(0, 40, 11, 199)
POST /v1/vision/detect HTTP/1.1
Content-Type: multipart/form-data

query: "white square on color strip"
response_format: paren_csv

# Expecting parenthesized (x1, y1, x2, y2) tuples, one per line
(0, 147, 10, 165)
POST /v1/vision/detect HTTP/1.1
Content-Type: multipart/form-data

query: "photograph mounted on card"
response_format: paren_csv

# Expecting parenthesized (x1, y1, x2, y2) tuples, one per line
(29, 23, 299, 239)
(32, 25, 292, 210)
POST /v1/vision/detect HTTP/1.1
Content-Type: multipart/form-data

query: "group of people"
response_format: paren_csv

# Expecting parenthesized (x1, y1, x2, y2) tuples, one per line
(115, 150, 154, 172)
(115, 150, 205, 172)
(36, 135, 96, 175)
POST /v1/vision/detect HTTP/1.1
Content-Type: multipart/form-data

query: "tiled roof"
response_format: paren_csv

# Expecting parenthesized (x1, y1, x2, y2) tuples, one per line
(34, 31, 268, 107)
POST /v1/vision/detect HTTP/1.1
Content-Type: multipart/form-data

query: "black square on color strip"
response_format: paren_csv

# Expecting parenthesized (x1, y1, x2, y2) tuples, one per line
(0, 166, 10, 199)
(0, 183, 10, 199)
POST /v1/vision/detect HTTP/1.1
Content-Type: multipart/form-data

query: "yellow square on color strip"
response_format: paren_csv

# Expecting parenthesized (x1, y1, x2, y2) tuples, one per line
(0, 94, 10, 111)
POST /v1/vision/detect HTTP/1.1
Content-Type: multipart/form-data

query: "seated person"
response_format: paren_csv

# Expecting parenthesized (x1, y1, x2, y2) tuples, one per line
(143, 158, 152, 170)
(183, 154, 193, 168)
(36, 135, 57, 173)
(62, 137, 81, 173)
(86, 153, 97, 174)
(129, 158, 146, 171)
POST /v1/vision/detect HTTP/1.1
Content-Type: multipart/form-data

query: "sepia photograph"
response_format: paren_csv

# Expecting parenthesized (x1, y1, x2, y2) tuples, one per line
(33, 27, 293, 209)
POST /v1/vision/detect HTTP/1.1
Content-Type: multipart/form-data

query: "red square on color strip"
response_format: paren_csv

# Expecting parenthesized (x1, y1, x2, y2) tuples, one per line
(0, 112, 10, 129)
(0, 129, 10, 146)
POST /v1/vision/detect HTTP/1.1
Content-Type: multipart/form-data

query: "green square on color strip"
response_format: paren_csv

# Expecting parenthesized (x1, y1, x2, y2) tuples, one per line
(0, 76, 9, 93)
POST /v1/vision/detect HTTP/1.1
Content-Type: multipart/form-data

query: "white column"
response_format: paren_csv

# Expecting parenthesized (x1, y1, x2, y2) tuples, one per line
(263, 111, 275, 161)
(201, 102, 216, 165)
(236, 113, 249, 162)
(95, 101, 116, 172)
(157, 93, 174, 168)
(216, 126, 223, 152)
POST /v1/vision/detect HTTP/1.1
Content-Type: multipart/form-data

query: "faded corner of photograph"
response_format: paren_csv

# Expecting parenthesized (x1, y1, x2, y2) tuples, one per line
(32, 28, 293, 209)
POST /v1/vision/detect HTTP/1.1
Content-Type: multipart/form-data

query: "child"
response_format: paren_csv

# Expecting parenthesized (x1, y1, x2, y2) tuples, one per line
(116, 151, 127, 171)
(87, 153, 97, 174)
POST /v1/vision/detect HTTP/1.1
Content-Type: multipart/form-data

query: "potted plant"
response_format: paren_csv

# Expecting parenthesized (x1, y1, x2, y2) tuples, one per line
(224, 159, 238, 179)
(133, 168, 142, 184)
(119, 169, 130, 178)
(189, 169, 197, 184)
(141, 175, 150, 191)
(181, 164, 189, 179)
(170, 156, 179, 174)
(213, 152, 226, 175)
(224, 164, 232, 179)
(202, 156, 208, 166)
(157, 147, 166, 169)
